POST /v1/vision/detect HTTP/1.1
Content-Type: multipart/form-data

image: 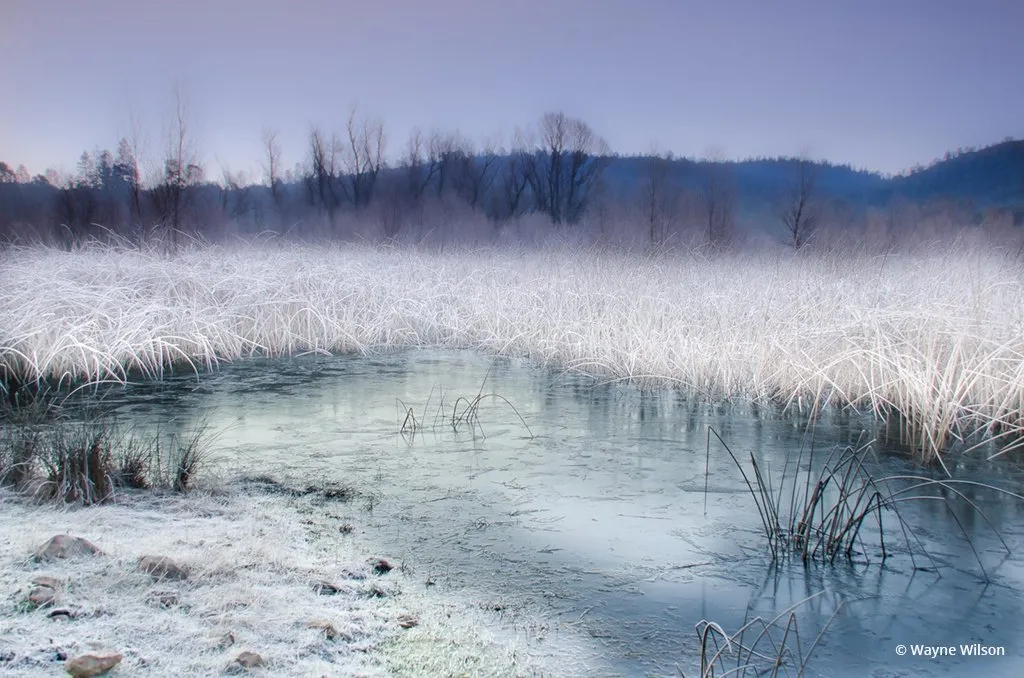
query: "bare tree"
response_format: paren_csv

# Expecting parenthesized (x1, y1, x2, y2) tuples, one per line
(115, 108, 147, 227)
(454, 137, 500, 212)
(563, 115, 611, 224)
(115, 137, 142, 223)
(496, 129, 532, 220)
(341, 108, 386, 209)
(429, 131, 462, 199)
(699, 151, 735, 247)
(403, 128, 436, 202)
(402, 129, 460, 201)
(780, 156, 819, 249)
(261, 128, 283, 209)
(152, 84, 202, 246)
(219, 167, 252, 221)
(525, 112, 610, 224)
(306, 126, 340, 223)
(638, 152, 680, 247)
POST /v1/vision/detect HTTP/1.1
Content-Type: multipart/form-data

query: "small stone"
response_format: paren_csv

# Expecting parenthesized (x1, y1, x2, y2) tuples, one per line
(397, 614, 419, 628)
(64, 650, 122, 677)
(34, 535, 102, 562)
(341, 568, 365, 581)
(27, 586, 56, 608)
(147, 590, 180, 608)
(217, 631, 236, 649)
(307, 619, 339, 640)
(369, 557, 392, 575)
(47, 607, 84, 621)
(138, 555, 190, 581)
(31, 575, 63, 589)
(311, 579, 341, 595)
(363, 583, 387, 598)
(230, 650, 264, 670)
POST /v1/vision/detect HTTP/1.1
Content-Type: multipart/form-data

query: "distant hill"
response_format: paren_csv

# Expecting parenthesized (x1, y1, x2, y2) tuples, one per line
(605, 140, 1024, 213)
(888, 140, 1024, 206)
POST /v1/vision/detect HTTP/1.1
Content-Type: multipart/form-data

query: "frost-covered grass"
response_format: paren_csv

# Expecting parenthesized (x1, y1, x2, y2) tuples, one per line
(0, 484, 586, 677)
(1, 239, 1022, 463)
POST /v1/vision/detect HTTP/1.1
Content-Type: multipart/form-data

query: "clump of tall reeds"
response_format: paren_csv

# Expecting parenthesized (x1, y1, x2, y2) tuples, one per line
(706, 427, 1024, 576)
(0, 392, 216, 504)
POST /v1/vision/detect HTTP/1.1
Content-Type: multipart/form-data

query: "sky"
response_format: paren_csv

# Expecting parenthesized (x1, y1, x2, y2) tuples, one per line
(2, 0, 1022, 179)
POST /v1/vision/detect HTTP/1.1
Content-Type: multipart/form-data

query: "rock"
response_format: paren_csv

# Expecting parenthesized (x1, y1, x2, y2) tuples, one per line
(64, 651, 122, 677)
(27, 586, 56, 608)
(138, 555, 190, 581)
(147, 590, 180, 608)
(340, 568, 365, 581)
(216, 631, 236, 649)
(369, 557, 393, 575)
(307, 619, 339, 640)
(363, 583, 387, 598)
(229, 650, 264, 671)
(311, 579, 341, 595)
(34, 535, 102, 562)
(31, 575, 63, 589)
(47, 607, 84, 621)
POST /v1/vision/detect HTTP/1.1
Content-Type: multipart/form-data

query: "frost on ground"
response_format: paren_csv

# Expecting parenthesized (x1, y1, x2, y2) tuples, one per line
(0, 481, 592, 677)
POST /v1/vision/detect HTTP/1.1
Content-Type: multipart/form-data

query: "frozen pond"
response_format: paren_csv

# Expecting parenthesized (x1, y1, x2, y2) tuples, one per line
(97, 350, 1024, 676)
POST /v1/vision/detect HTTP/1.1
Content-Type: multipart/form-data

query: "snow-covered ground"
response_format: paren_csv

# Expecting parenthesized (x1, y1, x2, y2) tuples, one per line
(0, 481, 596, 676)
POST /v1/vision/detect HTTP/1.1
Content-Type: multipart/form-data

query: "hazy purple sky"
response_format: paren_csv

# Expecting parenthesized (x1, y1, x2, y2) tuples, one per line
(2, 0, 1022, 178)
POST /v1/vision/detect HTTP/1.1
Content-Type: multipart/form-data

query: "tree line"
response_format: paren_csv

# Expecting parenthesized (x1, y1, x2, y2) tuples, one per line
(0, 98, 629, 247)
(2, 93, 1019, 251)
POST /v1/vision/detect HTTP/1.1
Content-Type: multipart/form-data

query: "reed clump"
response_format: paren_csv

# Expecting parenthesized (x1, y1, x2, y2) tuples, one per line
(0, 393, 216, 504)
(706, 427, 1024, 576)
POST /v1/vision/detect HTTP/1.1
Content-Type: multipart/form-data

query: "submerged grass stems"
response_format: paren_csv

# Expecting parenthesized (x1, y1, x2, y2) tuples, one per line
(691, 591, 844, 678)
(398, 365, 534, 440)
(706, 427, 1024, 576)
(2, 240, 1023, 462)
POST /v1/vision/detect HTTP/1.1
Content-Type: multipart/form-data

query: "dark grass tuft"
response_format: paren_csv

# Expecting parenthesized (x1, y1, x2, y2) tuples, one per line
(1, 394, 219, 504)
(705, 426, 1024, 577)
(36, 419, 116, 505)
